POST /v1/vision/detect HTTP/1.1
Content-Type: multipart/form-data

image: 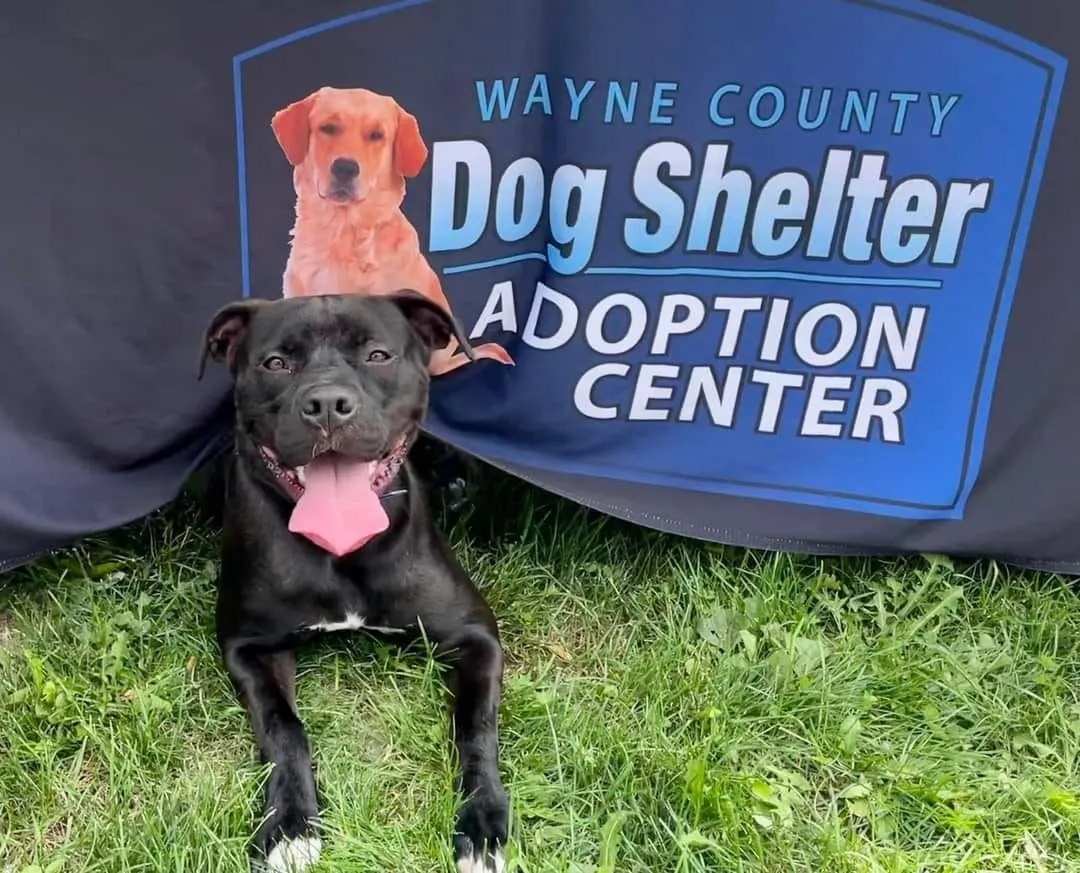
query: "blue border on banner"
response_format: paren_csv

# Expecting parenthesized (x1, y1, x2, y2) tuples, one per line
(232, 0, 1068, 520)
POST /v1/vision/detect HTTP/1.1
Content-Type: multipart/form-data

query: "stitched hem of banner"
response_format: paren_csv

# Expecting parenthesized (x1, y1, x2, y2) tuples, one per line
(461, 440, 1080, 578)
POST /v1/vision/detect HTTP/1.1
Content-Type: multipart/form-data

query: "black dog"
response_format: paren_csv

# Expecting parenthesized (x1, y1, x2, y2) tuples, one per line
(198, 290, 509, 873)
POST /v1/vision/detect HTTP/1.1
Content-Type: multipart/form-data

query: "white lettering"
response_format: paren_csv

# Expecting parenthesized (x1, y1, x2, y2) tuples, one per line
(574, 363, 628, 419)
(860, 306, 927, 371)
(652, 294, 706, 355)
(521, 281, 578, 350)
(793, 303, 859, 367)
(713, 296, 764, 357)
(678, 365, 744, 426)
(852, 378, 908, 442)
(801, 375, 853, 437)
(470, 281, 518, 339)
(628, 364, 680, 420)
(752, 370, 806, 433)
(584, 293, 649, 355)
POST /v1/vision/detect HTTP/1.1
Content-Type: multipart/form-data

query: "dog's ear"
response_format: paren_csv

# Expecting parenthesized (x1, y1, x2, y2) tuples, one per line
(198, 300, 266, 380)
(393, 104, 429, 178)
(386, 289, 475, 361)
(271, 92, 317, 166)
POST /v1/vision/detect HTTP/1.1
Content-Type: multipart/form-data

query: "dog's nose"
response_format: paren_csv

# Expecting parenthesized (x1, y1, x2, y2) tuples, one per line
(330, 158, 360, 181)
(300, 386, 360, 431)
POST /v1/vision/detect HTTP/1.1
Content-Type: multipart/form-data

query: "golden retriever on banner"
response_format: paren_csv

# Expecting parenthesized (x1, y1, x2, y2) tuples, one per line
(272, 85, 514, 376)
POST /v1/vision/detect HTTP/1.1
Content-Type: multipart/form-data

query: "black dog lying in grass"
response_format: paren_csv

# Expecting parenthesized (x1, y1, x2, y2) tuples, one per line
(198, 289, 509, 873)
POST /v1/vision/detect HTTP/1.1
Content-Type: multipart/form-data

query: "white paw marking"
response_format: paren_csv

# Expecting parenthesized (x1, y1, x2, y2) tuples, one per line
(306, 611, 404, 635)
(457, 847, 505, 873)
(266, 835, 322, 873)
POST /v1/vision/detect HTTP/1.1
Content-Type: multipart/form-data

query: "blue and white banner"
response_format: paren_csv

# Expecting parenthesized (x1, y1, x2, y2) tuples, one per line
(234, 0, 1066, 520)
(1, 0, 1078, 571)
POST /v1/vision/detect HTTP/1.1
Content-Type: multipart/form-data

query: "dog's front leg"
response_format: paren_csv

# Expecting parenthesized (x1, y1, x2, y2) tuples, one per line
(440, 625, 509, 873)
(222, 640, 322, 873)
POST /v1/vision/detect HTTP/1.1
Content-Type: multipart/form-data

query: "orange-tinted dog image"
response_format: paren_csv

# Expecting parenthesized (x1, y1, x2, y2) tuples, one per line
(271, 86, 514, 376)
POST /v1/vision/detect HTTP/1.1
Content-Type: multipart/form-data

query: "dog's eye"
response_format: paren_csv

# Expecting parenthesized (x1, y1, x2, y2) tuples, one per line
(319, 123, 341, 136)
(366, 349, 392, 364)
(262, 355, 289, 372)
(367, 129, 384, 142)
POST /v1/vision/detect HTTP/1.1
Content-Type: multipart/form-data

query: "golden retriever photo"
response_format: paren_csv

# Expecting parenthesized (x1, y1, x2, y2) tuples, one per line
(271, 85, 514, 376)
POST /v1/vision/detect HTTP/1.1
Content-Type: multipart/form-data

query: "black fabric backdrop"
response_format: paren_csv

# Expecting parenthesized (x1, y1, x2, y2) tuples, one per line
(1, 0, 1077, 573)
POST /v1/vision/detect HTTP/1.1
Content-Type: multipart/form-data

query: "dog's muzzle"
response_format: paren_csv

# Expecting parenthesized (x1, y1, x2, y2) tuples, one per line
(256, 433, 410, 557)
(259, 437, 408, 503)
(326, 157, 361, 202)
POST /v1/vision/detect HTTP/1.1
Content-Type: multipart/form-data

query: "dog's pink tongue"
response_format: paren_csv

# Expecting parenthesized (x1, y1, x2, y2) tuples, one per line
(287, 454, 388, 556)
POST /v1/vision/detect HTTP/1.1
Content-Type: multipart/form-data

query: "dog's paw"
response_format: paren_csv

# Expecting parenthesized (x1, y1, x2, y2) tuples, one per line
(253, 808, 321, 873)
(454, 789, 508, 873)
(456, 849, 505, 873)
(262, 835, 322, 873)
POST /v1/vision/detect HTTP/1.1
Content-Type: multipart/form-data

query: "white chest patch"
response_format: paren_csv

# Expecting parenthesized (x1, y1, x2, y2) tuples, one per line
(306, 611, 405, 635)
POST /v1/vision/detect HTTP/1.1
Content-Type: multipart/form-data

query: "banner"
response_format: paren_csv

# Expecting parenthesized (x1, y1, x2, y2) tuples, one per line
(1, 0, 1078, 573)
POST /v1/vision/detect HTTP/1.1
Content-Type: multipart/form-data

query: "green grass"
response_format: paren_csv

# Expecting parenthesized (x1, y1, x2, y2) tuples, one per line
(2, 469, 1080, 873)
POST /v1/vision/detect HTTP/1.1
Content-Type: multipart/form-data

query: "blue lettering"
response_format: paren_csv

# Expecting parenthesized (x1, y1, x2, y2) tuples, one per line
(748, 85, 785, 129)
(604, 81, 640, 124)
(797, 87, 831, 131)
(879, 178, 937, 264)
(548, 165, 606, 273)
(649, 82, 678, 125)
(494, 157, 545, 242)
(687, 144, 751, 254)
(751, 172, 812, 258)
(841, 89, 879, 134)
(428, 140, 492, 252)
(565, 78, 596, 121)
(929, 93, 961, 137)
(625, 142, 691, 254)
(523, 74, 553, 116)
(931, 181, 991, 264)
(474, 78, 519, 122)
(841, 154, 888, 262)
(708, 83, 741, 127)
(888, 91, 919, 135)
